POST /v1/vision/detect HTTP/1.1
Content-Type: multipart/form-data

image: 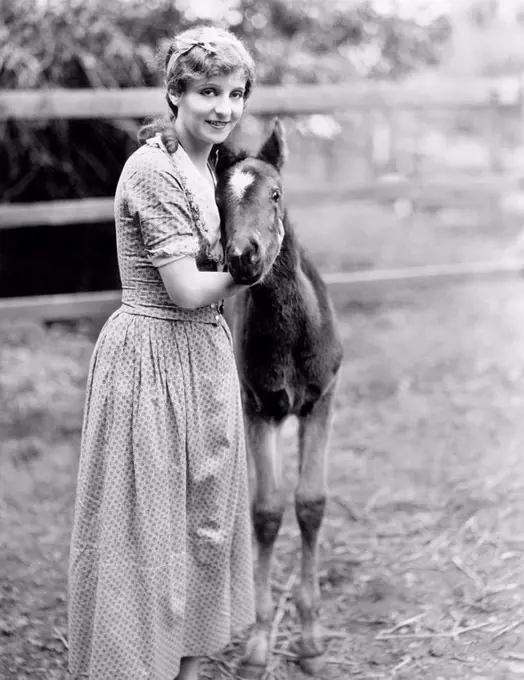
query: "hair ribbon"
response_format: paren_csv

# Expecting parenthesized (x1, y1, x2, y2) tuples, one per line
(167, 38, 217, 75)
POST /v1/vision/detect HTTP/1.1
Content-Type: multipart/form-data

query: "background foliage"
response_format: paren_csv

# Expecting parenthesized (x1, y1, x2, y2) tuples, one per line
(0, 0, 451, 203)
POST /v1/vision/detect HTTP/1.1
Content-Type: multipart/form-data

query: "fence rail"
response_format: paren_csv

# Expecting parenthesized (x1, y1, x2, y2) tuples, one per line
(2, 259, 524, 323)
(2, 78, 524, 321)
(3, 173, 522, 230)
(1, 79, 522, 122)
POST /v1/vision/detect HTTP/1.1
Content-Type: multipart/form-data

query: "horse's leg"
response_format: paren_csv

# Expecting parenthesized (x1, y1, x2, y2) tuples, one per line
(295, 380, 337, 674)
(239, 414, 285, 679)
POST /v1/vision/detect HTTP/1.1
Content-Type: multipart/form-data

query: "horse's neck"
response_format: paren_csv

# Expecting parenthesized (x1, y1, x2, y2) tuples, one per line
(249, 225, 302, 312)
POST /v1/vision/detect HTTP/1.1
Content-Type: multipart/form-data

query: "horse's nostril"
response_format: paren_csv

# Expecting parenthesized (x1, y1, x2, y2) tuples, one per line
(228, 246, 243, 260)
(227, 242, 261, 268)
(227, 242, 264, 284)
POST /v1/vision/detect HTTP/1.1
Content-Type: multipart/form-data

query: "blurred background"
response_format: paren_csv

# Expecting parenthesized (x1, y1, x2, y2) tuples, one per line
(2, 0, 524, 297)
(3, 2, 524, 679)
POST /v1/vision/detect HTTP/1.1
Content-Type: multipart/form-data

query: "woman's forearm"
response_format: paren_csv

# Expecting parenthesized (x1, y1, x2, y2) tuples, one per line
(158, 258, 246, 309)
(179, 270, 245, 308)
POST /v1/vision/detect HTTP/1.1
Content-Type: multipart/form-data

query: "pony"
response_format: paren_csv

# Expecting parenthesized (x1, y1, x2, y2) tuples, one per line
(216, 119, 344, 678)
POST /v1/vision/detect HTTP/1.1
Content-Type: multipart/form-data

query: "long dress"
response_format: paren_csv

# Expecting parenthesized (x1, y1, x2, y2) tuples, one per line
(68, 135, 255, 680)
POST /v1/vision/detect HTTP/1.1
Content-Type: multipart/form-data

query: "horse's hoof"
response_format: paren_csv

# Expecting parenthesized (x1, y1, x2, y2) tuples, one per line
(299, 655, 325, 677)
(236, 662, 266, 680)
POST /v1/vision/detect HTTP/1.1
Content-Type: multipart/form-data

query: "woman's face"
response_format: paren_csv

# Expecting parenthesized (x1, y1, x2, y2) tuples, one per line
(171, 70, 247, 152)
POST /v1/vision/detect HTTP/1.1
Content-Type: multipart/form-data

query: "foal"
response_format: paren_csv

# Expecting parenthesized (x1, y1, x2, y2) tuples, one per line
(216, 120, 344, 677)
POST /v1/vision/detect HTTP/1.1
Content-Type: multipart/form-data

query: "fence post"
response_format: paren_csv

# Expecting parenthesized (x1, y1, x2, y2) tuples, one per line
(323, 134, 338, 184)
(486, 86, 504, 228)
(520, 70, 524, 147)
(365, 107, 376, 178)
(371, 107, 394, 173)
(487, 87, 502, 173)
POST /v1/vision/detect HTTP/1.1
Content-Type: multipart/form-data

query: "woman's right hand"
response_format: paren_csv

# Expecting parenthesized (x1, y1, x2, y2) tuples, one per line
(158, 256, 248, 309)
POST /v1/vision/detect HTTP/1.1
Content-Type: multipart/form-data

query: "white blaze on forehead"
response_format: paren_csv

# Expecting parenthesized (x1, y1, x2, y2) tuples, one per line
(229, 168, 255, 202)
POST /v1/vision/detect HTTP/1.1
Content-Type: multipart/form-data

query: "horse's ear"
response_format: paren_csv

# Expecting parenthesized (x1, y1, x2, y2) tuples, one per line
(257, 118, 287, 170)
(214, 144, 243, 175)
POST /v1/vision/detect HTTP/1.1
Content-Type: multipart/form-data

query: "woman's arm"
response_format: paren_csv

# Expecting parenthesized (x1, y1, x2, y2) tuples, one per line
(158, 256, 246, 309)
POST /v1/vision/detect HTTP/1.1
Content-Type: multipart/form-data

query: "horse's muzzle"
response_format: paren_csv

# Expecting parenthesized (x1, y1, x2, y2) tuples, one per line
(226, 241, 264, 284)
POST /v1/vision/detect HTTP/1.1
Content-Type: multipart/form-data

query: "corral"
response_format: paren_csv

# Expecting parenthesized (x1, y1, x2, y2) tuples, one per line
(2, 76, 524, 679)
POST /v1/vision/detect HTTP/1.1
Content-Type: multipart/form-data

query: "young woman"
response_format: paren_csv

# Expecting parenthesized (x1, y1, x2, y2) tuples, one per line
(68, 25, 257, 680)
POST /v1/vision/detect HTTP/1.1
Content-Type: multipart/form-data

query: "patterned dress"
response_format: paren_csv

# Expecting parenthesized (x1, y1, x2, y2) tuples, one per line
(68, 136, 255, 680)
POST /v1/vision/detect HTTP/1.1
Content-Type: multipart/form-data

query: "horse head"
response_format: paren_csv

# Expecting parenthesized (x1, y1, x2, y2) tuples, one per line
(216, 119, 288, 285)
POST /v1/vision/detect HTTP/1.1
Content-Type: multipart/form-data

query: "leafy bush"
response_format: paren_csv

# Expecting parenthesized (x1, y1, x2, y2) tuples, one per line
(0, 0, 181, 202)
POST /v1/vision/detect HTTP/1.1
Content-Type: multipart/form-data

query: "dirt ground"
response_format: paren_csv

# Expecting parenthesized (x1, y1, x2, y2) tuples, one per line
(2, 198, 524, 679)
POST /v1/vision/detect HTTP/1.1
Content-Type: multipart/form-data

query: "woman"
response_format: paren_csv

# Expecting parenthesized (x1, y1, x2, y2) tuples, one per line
(68, 25, 257, 680)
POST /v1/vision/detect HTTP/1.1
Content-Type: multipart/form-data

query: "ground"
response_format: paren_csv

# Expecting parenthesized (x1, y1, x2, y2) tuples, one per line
(1, 196, 524, 679)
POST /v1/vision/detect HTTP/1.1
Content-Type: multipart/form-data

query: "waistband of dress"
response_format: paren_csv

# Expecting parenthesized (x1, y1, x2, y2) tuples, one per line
(119, 300, 223, 324)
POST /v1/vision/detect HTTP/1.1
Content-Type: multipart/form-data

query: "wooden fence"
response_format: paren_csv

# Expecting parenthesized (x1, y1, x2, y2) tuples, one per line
(2, 78, 524, 321)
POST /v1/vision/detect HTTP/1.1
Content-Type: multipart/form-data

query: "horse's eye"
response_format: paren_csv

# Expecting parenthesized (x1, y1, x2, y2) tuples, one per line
(272, 189, 281, 202)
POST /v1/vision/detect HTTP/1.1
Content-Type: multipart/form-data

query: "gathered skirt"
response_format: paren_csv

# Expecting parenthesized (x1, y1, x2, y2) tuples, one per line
(68, 307, 255, 679)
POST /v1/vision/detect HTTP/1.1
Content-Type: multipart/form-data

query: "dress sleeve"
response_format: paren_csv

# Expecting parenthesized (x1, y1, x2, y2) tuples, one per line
(126, 147, 199, 267)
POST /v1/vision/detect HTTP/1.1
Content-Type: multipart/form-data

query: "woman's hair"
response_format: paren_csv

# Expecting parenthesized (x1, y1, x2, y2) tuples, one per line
(137, 25, 256, 150)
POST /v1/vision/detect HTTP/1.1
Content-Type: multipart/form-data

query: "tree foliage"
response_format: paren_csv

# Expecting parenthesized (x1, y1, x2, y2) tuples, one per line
(235, 0, 451, 83)
(0, 0, 188, 202)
